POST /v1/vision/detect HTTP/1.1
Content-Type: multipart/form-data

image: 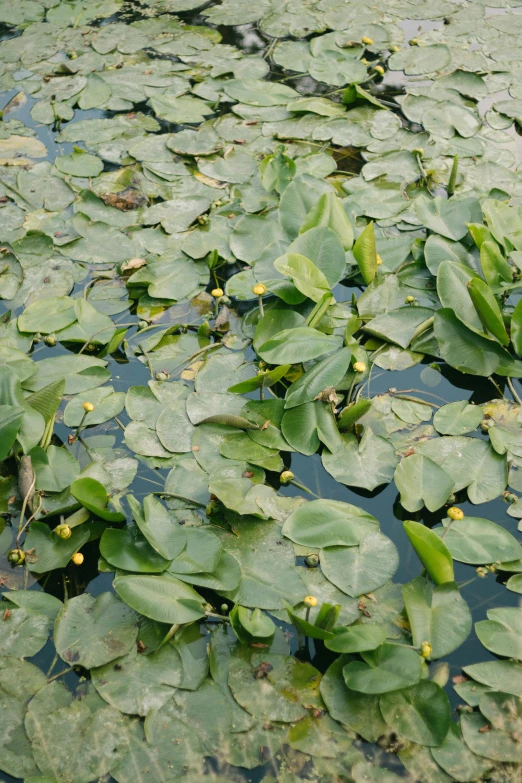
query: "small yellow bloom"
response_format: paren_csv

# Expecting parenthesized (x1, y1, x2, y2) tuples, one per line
(280, 470, 294, 484)
(353, 361, 366, 373)
(390, 44, 400, 53)
(405, 295, 415, 304)
(376, 254, 383, 266)
(211, 288, 224, 298)
(447, 507, 464, 521)
(253, 283, 267, 296)
(55, 524, 72, 540)
(420, 641, 432, 659)
(304, 596, 318, 608)
(362, 36, 374, 45)
(374, 65, 385, 75)
(71, 553, 84, 565)
(83, 402, 95, 412)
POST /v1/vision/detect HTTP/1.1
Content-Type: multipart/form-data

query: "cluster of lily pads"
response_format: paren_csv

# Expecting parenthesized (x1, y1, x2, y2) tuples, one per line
(2, 0, 522, 780)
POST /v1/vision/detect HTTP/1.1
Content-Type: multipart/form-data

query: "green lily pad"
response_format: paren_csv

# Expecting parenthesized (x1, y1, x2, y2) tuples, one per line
(54, 593, 138, 669)
(92, 643, 184, 716)
(70, 477, 125, 522)
(380, 680, 451, 747)
(228, 653, 322, 722)
(343, 643, 423, 694)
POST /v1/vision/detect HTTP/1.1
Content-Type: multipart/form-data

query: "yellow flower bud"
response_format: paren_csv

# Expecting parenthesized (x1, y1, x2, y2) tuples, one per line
(447, 507, 464, 521)
(280, 470, 294, 484)
(82, 402, 95, 412)
(7, 548, 24, 565)
(71, 552, 84, 565)
(253, 283, 267, 296)
(374, 65, 385, 75)
(405, 295, 415, 304)
(413, 147, 424, 157)
(420, 641, 432, 659)
(376, 254, 383, 265)
(390, 44, 400, 53)
(304, 596, 318, 608)
(362, 36, 374, 45)
(353, 361, 366, 373)
(211, 288, 224, 298)
(55, 524, 72, 540)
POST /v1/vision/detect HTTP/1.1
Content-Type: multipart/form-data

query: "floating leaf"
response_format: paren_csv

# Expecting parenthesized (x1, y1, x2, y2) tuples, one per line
(343, 643, 423, 694)
(380, 680, 451, 747)
(54, 593, 138, 669)
(402, 577, 471, 659)
(395, 454, 454, 512)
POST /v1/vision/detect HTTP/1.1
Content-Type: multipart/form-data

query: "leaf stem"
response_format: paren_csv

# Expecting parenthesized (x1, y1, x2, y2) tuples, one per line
(205, 611, 231, 622)
(307, 294, 333, 329)
(447, 154, 459, 196)
(47, 667, 74, 683)
(138, 342, 155, 378)
(507, 377, 522, 405)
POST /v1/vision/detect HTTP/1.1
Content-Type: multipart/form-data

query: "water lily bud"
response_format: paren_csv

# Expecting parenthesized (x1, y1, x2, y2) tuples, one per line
(7, 549, 24, 565)
(253, 284, 267, 296)
(487, 564, 496, 573)
(206, 500, 219, 517)
(280, 470, 294, 484)
(412, 147, 424, 157)
(390, 44, 400, 52)
(71, 553, 84, 565)
(476, 566, 487, 578)
(138, 320, 148, 330)
(211, 288, 224, 298)
(155, 371, 169, 382)
(44, 334, 57, 346)
(55, 524, 72, 540)
(420, 640, 432, 659)
(82, 401, 95, 413)
(409, 37, 420, 45)
(447, 506, 464, 521)
(305, 553, 320, 568)
(376, 254, 383, 265)
(362, 36, 374, 45)
(353, 361, 366, 373)
(504, 491, 517, 503)
(304, 595, 318, 608)
(405, 295, 415, 304)
(220, 603, 228, 613)
(374, 65, 385, 75)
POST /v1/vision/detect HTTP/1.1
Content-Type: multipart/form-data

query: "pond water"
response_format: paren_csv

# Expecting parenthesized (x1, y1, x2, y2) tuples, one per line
(2, 0, 522, 781)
